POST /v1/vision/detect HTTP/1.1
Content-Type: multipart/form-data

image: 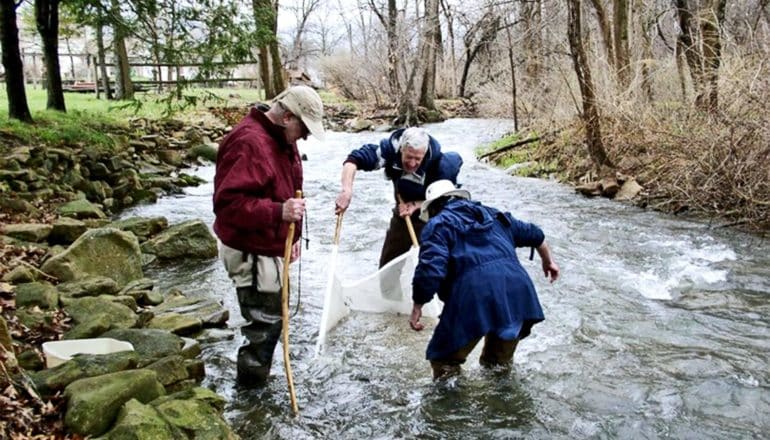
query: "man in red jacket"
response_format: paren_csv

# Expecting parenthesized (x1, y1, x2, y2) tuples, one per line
(213, 85, 325, 386)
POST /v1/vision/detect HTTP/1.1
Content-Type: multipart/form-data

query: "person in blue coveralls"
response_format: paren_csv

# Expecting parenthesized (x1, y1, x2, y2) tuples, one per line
(409, 179, 560, 379)
(335, 127, 463, 268)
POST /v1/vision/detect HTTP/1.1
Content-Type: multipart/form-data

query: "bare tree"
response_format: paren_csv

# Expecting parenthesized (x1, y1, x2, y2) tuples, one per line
(588, 0, 614, 68)
(567, 0, 612, 169)
(418, 0, 440, 109)
(612, 0, 630, 87)
(636, 0, 654, 102)
(439, 0, 457, 96)
(521, 0, 543, 80)
(287, 0, 322, 70)
(458, 10, 500, 98)
(698, 0, 726, 111)
(368, 0, 400, 95)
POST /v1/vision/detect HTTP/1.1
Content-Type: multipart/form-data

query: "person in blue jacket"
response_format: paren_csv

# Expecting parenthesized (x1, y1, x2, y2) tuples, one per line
(335, 127, 463, 267)
(409, 180, 560, 379)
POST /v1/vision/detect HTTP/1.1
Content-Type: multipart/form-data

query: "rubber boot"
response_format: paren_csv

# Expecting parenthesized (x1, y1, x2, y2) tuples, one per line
(236, 287, 283, 387)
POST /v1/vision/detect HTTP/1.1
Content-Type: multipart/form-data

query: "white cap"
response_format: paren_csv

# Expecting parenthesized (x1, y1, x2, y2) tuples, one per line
(419, 179, 471, 222)
(273, 85, 325, 140)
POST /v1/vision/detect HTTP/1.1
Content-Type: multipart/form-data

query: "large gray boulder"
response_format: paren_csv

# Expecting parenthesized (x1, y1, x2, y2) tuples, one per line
(151, 387, 237, 439)
(102, 329, 185, 362)
(15, 281, 59, 309)
(64, 297, 138, 339)
(41, 228, 143, 288)
(103, 388, 238, 440)
(64, 369, 165, 437)
(57, 199, 106, 220)
(30, 351, 140, 397)
(57, 276, 120, 298)
(49, 217, 88, 244)
(100, 399, 177, 439)
(3, 223, 53, 242)
(109, 217, 168, 242)
(140, 220, 217, 260)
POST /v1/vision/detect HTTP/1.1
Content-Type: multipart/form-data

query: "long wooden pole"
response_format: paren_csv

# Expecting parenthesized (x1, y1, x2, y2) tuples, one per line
(397, 194, 419, 247)
(281, 190, 301, 415)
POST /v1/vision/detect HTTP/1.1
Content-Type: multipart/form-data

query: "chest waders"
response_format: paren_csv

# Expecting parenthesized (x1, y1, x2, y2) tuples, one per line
(235, 253, 283, 386)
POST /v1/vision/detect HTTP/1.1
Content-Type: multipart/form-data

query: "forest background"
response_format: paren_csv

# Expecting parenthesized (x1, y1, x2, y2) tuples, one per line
(2, 0, 769, 231)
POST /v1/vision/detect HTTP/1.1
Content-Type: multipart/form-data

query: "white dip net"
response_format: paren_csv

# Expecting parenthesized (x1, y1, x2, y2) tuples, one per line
(316, 246, 443, 354)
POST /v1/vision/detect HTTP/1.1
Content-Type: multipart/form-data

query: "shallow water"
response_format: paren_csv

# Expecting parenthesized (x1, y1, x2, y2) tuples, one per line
(122, 118, 770, 439)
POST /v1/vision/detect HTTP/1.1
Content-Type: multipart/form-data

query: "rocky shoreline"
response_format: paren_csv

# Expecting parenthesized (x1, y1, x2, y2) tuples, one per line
(1, 101, 459, 438)
(0, 113, 239, 438)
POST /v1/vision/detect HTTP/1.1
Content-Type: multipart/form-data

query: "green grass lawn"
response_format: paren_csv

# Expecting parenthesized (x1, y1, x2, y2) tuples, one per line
(0, 86, 264, 153)
(0, 86, 265, 121)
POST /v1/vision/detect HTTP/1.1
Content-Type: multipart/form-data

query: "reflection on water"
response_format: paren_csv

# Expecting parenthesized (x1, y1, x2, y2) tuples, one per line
(121, 118, 770, 439)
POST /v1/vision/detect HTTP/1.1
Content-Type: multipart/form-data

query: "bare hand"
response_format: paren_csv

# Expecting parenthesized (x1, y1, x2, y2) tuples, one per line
(282, 198, 305, 222)
(335, 190, 352, 214)
(398, 200, 421, 218)
(409, 304, 424, 331)
(543, 261, 560, 283)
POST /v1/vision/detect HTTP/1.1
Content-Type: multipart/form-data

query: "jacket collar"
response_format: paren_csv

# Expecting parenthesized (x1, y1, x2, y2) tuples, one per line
(250, 107, 294, 153)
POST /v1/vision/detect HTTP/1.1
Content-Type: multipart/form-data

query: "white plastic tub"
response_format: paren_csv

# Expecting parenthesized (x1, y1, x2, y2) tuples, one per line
(42, 338, 135, 368)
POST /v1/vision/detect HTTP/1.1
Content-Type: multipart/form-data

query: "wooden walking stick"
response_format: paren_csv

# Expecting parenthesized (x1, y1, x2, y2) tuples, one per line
(397, 194, 419, 247)
(281, 190, 301, 415)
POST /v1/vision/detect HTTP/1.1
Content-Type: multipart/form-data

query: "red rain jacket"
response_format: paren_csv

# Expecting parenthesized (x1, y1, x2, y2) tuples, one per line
(213, 108, 303, 256)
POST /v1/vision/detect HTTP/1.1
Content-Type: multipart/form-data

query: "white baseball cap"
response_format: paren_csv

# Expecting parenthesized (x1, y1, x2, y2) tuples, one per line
(274, 85, 325, 140)
(419, 179, 471, 222)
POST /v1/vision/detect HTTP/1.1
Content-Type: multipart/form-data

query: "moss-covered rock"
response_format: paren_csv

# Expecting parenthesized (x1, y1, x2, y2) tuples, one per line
(64, 369, 166, 437)
(3, 223, 53, 242)
(57, 199, 107, 220)
(15, 281, 59, 309)
(41, 228, 143, 288)
(140, 220, 217, 260)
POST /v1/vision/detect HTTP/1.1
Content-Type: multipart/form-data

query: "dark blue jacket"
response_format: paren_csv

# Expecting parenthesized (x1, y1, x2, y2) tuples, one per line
(412, 199, 546, 360)
(345, 128, 463, 204)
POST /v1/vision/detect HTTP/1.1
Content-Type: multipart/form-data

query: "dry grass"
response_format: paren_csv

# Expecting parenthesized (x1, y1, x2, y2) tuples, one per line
(526, 54, 770, 231)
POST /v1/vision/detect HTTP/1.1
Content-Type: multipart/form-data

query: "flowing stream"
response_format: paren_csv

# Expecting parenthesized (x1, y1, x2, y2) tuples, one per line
(121, 118, 769, 439)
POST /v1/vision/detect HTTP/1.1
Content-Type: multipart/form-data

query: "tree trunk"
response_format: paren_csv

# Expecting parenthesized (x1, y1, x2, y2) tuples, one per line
(440, 0, 457, 97)
(65, 38, 75, 80)
(639, 8, 654, 102)
(676, 0, 704, 102)
(697, 0, 726, 111)
(270, 41, 284, 96)
(36, 0, 66, 111)
(418, 0, 439, 110)
(567, 0, 612, 169)
(1, 0, 33, 122)
(588, 0, 614, 69)
(253, 0, 279, 98)
(111, 0, 133, 100)
(506, 22, 518, 131)
(612, 0, 630, 88)
(522, 0, 542, 79)
(269, 0, 284, 95)
(258, 48, 273, 99)
(458, 14, 499, 98)
(95, 20, 112, 99)
(114, 35, 133, 99)
(387, 0, 400, 96)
